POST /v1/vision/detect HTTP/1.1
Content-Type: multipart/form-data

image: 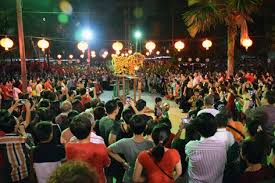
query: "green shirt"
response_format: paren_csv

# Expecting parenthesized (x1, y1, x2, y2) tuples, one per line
(99, 116, 114, 145)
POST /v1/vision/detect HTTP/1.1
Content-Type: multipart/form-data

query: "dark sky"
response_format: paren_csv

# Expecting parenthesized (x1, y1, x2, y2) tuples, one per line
(0, 0, 274, 57)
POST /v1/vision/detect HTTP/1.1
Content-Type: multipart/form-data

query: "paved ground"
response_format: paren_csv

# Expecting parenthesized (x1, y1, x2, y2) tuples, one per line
(100, 90, 187, 134)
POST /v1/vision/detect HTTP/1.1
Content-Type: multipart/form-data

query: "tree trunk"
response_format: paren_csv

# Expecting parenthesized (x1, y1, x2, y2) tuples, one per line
(227, 25, 237, 78)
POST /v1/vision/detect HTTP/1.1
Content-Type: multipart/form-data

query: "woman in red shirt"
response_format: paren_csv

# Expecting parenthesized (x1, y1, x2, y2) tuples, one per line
(133, 124, 182, 183)
(66, 113, 110, 183)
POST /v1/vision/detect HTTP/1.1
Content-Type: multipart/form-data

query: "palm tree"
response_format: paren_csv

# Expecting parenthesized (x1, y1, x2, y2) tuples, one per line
(183, 0, 262, 76)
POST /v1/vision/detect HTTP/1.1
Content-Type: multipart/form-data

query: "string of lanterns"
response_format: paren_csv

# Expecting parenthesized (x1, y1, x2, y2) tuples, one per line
(0, 36, 254, 59)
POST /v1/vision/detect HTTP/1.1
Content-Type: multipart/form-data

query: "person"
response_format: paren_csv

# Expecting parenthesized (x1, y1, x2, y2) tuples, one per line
(60, 110, 79, 144)
(185, 113, 227, 183)
(259, 90, 275, 135)
(55, 100, 72, 127)
(65, 114, 110, 183)
(108, 114, 154, 183)
(133, 124, 182, 183)
(239, 140, 274, 183)
(32, 121, 65, 183)
(12, 80, 22, 101)
(99, 99, 119, 145)
(197, 95, 220, 117)
(48, 161, 98, 183)
(93, 106, 106, 136)
(0, 100, 31, 183)
(134, 99, 153, 122)
(214, 113, 235, 150)
(80, 88, 92, 106)
(44, 78, 53, 91)
(154, 97, 163, 119)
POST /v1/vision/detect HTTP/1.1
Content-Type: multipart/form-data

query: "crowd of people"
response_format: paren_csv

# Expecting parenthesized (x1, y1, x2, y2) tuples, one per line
(0, 61, 275, 183)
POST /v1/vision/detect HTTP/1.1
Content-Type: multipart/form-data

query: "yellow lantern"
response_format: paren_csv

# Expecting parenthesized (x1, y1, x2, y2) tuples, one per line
(0, 37, 14, 51)
(156, 51, 160, 55)
(145, 52, 150, 56)
(241, 38, 253, 50)
(112, 41, 123, 54)
(77, 41, 88, 52)
(174, 41, 185, 52)
(37, 39, 49, 51)
(202, 39, 212, 50)
(57, 54, 62, 59)
(128, 49, 133, 54)
(145, 41, 156, 53)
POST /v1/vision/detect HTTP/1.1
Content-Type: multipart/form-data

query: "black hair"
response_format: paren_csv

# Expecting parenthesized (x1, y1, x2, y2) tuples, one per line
(151, 123, 171, 162)
(144, 119, 157, 136)
(79, 88, 86, 96)
(241, 140, 265, 164)
(195, 99, 204, 109)
(115, 100, 124, 121)
(0, 110, 17, 133)
(84, 102, 93, 110)
(265, 90, 275, 104)
(48, 92, 57, 102)
(34, 121, 53, 142)
(61, 110, 79, 130)
(129, 115, 147, 135)
(155, 97, 162, 104)
(122, 108, 135, 124)
(185, 123, 200, 142)
(39, 99, 50, 108)
(36, 107, 55, 122)
(136, 99, 146, 111)
(96, 102, 105, 108)
(193, 113, 217, 138)
(90, 99, 98, 108)
(105, 100, 118, 115)
(93, 106, 106, 121)
(13, 80, 20, 88)
(70, 114, 92, 140)
(72, 99, 84, 113)
(215, 113, 229, 128)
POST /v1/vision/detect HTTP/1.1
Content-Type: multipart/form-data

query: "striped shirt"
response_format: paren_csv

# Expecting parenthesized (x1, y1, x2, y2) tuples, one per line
(185, 136, 227, 183)
(0, 134, 30, 182)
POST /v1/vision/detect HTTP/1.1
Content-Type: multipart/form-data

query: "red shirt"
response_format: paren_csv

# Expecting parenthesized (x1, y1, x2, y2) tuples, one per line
(138, 149, 180, 183)
(66, 142, 110, 183)
(239, 167, 274, 183)
(2, 85, 12, 100)
(44, 81, 53, 91)
(81, 95, 91, 106)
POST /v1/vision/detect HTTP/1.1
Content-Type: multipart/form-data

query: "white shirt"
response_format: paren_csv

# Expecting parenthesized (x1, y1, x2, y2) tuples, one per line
(70, 131, 105, 145)
(185, 136, 227, 183)
(197, 108, 220, 117)
(36, 83, 43, 96)
(213, 128, 235, 150)
(13, 87, 22, 100)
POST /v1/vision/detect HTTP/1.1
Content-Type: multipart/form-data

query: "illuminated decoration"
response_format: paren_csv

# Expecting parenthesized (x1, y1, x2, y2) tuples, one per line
(69, 54, 73, 59)
(178, 58, 182, 61)
(166, 50, 170, 54)
(37, 39, 49, 51)
(188, 58, 192, 62)
(57, 54, 62, 59)
(205, 58, 210, 62)
(0, 37, 14, 51)
(80, 54, 84, 58)
(202, 39, 212, 50)
(134, 66, 140, 71)
(146, 52, 150, 56)
(156, 51, 160, 55)
(174, 41, 185, 52)
(241, 38, 253, 51)
(125, 53, 129, 57)
(112, 52, 145, 75)
(77, 41, 88, 52)
(112, 41, 123, 54)
(134, 30, 142, 39)
(121, 53, 125, 57)
(128, 50, 133, 54)
(195, 58, 200, 62)
(103, 51, 108, 56)
(145, 41, 156, 53)
(59, 1, 73, 15)
(91, 50, 96, 58)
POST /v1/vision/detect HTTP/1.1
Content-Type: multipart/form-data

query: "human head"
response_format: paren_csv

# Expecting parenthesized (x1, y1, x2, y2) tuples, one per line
(79, 88, 86, 96)
(159, 117, 172, 130)
(151, 123, 171, 162)
(115, 100, 124, 121)
(136, 99, 146, 112)
(61, 110, 79, 130)
(93, 106, 106, 121)
(204, 95, 215, 107)
(155, 97, 162, 106)
(72, 99, 84, 113)
(105, 99, 119, 115)
(70, 114, 92, 140)
(0, 110, 17, 133)
(34, 121, 53, 142)
(80, 112, 96, 128)
(215, 112, 229, 128)
(263, 90, 275, 105)
(241, 140, 264, 165)
(39, 99, 50, 108)
(129, 114, 147, 135)
(48, 161, 98, 183)
(195, 99, 204, 109)
(122, 108, 135, 124)
(61, 100, 72, 113)
(193, 113, 217, 138)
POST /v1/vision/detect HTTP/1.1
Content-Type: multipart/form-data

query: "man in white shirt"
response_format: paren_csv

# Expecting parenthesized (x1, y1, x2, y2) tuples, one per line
(36, 80, 43, 97)
(197, 95, 220, 117)
(185, 113, 227, 183)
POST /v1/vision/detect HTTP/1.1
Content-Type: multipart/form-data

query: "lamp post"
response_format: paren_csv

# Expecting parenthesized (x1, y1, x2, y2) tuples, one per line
(16, 0, 27, 92)
(134, 30, 142, 52)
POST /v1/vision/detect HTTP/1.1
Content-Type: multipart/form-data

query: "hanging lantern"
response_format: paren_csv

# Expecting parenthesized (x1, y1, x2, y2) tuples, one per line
(202, 39, 212, 50)
(241, 38, 253, 51)
(69, 54, 73, 59)
(80, 54, 84, 58)
(145, 52, 150, 56)
(77, 41, 88, 52)
(205, 58, 210, 62)
(57, 54, 62, 59)
(91, 50, 96, 58)
(156, 51, 160, 55)
(188, 58, 192, 62)
(128, 49, 133, 54)
(145, 41, 156, 53)
(195, 58, 200, 62)
(174, 41, 185, 52)
(166, 49, 170, 54)
(0, 37, 14, 51)
(112, 41, 123, 54)
(37, 38, 49, 51)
